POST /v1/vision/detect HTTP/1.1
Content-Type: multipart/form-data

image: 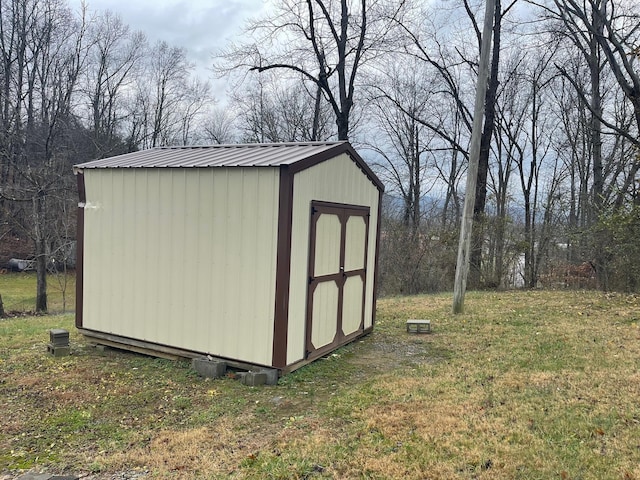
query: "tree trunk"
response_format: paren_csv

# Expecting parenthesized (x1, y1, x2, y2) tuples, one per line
(33, 193, 48, 313)
(589, 1, 604, 215)
(453, 0, 496, 313)
(0, 292, 5, 318)
(312, 83, 322, 140)
(589, 1, 607, 288)
(336, 113, 349, 141)
(36, 253, 47, 313)
(469, 0, 502, 289)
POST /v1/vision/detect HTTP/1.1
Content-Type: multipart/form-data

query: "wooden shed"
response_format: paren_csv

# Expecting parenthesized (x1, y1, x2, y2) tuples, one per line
(74, 141, 383, 372)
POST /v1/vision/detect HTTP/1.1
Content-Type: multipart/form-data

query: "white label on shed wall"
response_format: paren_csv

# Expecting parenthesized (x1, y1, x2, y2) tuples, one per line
(82, 167, 280, 366)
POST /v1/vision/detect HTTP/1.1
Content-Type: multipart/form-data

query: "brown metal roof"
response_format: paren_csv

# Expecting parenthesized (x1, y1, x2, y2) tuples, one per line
(74, 141, 384, 192)
(75, 142, 350, 169)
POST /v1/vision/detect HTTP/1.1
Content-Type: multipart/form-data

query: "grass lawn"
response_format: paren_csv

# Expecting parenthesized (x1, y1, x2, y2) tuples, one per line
(1, 290, 640, 479)
(0, 272, 75, 314)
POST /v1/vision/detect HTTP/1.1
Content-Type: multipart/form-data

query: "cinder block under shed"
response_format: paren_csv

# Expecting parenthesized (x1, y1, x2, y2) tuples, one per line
(237, 369, 279, 386)
(73, 142, 383, 374)
(192, 357, 227, 379)
(191, 356, 279, 385)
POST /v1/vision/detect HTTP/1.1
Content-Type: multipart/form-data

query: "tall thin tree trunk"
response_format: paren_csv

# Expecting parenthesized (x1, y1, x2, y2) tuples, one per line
(453, 0, 496, 313)
(312, 84, 322, 140)
(590, 1, 604, 214)
(589, 1, 607, 289)
(469, 0, 502, 288)
(33, 193, 47, 313)
(412, 126, 421, 230)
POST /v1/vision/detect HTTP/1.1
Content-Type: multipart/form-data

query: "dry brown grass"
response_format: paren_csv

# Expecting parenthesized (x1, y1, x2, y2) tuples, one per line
(100, 422, 260, 478)
(2, 290, 640, 479)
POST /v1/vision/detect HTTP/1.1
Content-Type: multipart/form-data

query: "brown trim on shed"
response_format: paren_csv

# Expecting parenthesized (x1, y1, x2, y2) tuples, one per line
(288, 143, 384, 193)
(75, 171, 86, 328)
(272, 166, 294, 368)
(282, 325, 373, 374)
(75, 142, 382, 372)
(360, 210, 371, 332)
(80, 328, 274, 370)
(305, 201, 370, 361)
(372, 188, 383, 326)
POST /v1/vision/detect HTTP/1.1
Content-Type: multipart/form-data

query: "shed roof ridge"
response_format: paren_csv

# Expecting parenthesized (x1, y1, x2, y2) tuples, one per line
(155, 141, 345, 150)
(74, 141, 349, 170)
(72, 141, 384, 193)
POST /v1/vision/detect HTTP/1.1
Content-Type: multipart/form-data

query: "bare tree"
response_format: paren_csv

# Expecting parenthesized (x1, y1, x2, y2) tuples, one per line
(392, 0, 518, 288)
(202, 107, 237, 145)
(366, 58, 433, 231)
(229, 72, 332, 143)
(547, 0, 640, 149)
(0, 0, 87, 312)
(149, 41, 190, 147)
(83, 10, 146, 158)
(177, 77, 212, 146)
(532, 0, 640, 286)
(123, 41, 213, 148)
(218, 0, 408, 140)
(515, 54, 557, 287)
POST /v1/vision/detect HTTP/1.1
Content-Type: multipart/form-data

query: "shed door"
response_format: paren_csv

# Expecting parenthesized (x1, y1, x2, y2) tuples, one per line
(306, 201, 369, 360)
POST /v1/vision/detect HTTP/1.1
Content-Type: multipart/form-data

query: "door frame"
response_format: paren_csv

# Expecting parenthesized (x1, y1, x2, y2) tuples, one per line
(305, 200, 370, 360)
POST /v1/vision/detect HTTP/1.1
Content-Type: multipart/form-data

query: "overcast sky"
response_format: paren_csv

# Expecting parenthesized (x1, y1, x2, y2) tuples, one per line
(70, 0, 269, 79)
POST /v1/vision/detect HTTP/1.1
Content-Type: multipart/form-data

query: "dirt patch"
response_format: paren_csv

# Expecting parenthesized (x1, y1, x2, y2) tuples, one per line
(347, 330, 451, 372)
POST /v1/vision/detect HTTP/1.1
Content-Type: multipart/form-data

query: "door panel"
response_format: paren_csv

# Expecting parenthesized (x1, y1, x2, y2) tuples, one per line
(344, 216, 366, 271)
(342, 275, 364, 336)
(313, 213, 342, 277)
(306, 201, 370, 360)
(311, 281, 339, 349)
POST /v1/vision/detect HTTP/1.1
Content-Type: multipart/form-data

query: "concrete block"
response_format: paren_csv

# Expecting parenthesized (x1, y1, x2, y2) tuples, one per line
(49, 329, 69, 346)
(47, 344, 70, 357)
(192, 357, 227, 378)
(239, 371, 267, 386)
(406, 319, 431, 334)
(259, 368, 279, 385)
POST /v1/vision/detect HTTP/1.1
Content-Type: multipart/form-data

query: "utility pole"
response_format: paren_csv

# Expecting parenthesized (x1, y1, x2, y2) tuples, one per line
(452, 0, 497, 314)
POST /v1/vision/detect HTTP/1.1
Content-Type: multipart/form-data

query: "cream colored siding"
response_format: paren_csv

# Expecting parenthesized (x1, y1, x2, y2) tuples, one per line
(288, 153, 379, 364)
(82, 167, 280, 366)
